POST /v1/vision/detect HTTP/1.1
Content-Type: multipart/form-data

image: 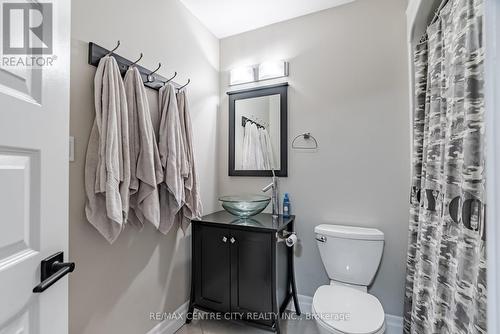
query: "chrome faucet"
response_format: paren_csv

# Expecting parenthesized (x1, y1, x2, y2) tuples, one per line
(262, 175, 279, 217)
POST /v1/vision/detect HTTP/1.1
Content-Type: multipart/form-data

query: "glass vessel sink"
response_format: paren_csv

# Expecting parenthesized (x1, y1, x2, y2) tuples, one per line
(219, 194, 271, 218)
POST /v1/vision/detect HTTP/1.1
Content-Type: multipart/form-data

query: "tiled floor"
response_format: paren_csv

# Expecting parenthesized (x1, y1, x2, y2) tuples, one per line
(176, 312, 319, 334)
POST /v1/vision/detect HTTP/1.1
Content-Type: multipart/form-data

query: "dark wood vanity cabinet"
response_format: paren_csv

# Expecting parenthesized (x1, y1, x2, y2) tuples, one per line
(193, 225, 231, 312)
(230, 229, 273, 320)
(188, 211, 300, 333)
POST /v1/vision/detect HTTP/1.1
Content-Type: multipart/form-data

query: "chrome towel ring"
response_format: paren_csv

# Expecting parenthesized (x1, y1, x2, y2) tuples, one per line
(291, 132, 319, 149)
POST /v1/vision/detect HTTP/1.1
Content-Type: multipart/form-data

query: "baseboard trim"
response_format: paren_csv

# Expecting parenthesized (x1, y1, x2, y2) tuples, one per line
(287, 294, 403, 334)
(385, 313, 404, 334)
(148, 296, 404, 334)
(146, 301, 189, 334)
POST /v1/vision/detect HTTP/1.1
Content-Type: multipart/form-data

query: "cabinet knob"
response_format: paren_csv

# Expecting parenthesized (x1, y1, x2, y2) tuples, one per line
(222, 236, 228, 243)
(230, 237, 236, 244)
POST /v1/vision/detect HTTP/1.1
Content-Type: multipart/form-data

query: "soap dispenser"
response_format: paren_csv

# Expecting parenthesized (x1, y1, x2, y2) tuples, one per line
(283, 193, 291, 218)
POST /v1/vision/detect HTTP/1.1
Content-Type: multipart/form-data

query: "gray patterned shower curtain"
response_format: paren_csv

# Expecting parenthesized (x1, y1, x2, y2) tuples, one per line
(403, 0, 486, 333)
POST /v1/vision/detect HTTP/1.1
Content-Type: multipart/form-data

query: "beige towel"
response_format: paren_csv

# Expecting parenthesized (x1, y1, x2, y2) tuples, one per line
(158, 83, 186, 234)
(124, 67, 163, 230)
(177, 89, 202, 232)
(85, 56, 130, 244)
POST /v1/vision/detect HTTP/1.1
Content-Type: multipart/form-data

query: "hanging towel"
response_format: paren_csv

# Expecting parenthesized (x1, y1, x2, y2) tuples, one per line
(242, 121, 252, 169)
(252, 123, 266, 170)
(265, 129, 276, 170)
(157, 83, 186, 234)
(250, 123, 258, 169)
(124, 66, 163, 230)
(242, 122, 259, 170)
(85, 56, 130, 244)
(259, 127, 275, 170)
(264, 128, 275, 170)
(177, 89, 202, 232)
(258, 127, 268, 170)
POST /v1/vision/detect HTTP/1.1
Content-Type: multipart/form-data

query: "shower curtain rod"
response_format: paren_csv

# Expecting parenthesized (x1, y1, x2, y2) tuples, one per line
(431, 0, 450, 24)
(88, 41, 190, 91)
(418, 0, 451, 43)
(241, 116, 265, 129)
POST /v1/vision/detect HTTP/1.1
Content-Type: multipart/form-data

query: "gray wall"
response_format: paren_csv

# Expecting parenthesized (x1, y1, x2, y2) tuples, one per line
(69, 0, 219, 333)
(218, 0, 410, 316)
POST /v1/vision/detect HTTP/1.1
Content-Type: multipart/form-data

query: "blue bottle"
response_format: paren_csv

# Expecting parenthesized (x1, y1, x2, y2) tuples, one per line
(283, 193, 291, 218)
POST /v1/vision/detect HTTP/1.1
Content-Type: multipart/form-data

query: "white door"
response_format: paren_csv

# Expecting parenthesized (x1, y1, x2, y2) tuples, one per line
(0, 0, 71, 333)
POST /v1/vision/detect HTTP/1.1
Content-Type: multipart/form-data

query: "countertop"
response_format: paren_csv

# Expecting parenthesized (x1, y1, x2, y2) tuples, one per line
(192, 210, 295, 232)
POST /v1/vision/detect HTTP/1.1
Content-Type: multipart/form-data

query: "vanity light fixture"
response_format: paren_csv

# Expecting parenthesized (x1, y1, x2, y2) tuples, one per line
(258, 60, 289, 81)
(229, 65, 255, 85)
(229, 60, 289, 86)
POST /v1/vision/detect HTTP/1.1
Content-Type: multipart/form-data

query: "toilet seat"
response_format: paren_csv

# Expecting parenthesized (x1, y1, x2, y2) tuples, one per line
(312, 285, 385, 334)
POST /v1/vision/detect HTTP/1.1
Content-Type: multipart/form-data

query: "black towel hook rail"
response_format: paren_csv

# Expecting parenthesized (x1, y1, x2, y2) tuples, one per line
(88, 41, 188, 92)
(146, 62, 162, 82)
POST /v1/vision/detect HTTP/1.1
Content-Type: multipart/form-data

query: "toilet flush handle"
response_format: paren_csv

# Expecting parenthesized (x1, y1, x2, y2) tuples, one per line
(315, 235, 327, 243)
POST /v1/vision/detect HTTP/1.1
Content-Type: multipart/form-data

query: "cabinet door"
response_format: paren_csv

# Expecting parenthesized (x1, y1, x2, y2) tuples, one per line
(194, 224, 231, 312)
(230, 230, 273, 323)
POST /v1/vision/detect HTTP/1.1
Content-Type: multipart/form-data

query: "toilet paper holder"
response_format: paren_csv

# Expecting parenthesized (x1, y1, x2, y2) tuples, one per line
(276, 230, 297, 244)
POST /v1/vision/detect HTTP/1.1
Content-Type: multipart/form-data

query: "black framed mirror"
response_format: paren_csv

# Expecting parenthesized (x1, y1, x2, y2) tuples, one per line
(228, 83, 288, 177)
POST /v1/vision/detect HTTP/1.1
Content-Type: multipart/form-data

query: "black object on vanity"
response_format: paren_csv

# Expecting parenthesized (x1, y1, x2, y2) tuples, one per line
(187, 211, 300, 333)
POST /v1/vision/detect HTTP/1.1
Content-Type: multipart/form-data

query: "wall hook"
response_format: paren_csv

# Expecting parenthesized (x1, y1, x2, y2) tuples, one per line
(177, 78, 191, 91)
(161, 71, 177, 86)
(146, 62, 162, 82)
(106, 40, 120, 56)
(129, 52, 143, 67)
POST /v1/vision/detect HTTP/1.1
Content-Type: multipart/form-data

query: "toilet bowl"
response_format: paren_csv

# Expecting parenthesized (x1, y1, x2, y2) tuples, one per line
(313, 224, 386, 334)
(312, 285, 385, 334)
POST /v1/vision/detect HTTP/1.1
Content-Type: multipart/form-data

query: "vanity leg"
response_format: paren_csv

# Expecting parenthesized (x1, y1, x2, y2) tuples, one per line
(274, 316, 282, 334)
(186, 288, 195, 324)
(186, 304, 194, 324)
(272, 234, 281, 334)
(288, 223, 301, 316)
(290, 263, 301, 316)
(186, 231, 196, 324)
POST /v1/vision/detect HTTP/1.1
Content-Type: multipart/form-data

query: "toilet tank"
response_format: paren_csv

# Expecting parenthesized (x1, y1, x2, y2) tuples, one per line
(315, 224, 384, 287)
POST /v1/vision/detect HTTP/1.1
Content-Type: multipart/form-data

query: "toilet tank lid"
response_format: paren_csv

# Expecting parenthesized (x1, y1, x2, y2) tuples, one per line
(315, 224, 384, 240)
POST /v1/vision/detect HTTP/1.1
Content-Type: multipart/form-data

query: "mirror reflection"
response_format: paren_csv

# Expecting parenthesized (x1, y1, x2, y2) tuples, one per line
(234, 94, 281, 170)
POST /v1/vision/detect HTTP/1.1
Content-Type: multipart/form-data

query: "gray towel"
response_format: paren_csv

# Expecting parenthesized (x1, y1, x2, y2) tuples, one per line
(85, 56, 130, 244)
(177, 89, 202, 232)
(158, 83, 186, 234)
(124, 67, 163, 230)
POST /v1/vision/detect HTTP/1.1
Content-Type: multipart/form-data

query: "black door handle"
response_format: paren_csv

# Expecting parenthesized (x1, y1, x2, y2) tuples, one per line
(33, 251, 75, 293)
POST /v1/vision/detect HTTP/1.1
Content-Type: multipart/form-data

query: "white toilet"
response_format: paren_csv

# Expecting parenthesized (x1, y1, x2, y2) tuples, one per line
(312, 224, 386, 334)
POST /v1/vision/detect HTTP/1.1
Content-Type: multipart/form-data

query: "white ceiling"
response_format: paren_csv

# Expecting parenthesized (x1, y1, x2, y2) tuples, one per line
(179, 0, 356, 39)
